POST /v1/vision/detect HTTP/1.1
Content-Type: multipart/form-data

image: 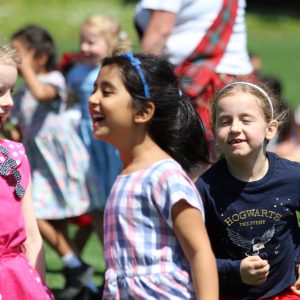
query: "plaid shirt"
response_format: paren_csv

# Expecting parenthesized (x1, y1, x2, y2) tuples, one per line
(103, 159, 204, 299)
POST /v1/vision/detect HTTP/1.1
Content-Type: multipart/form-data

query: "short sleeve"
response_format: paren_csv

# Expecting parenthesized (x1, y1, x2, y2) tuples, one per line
(42, 71, 67, 105)
(150, 165, 204, 228)
(140, 0, 182, 13)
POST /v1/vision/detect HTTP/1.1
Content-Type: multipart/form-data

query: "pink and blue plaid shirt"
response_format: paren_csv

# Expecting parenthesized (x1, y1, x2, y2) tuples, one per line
(103, 159, 204, 299)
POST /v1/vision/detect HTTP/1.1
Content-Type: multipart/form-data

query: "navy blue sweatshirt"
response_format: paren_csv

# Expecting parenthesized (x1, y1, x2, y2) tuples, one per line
(196, 152, 300, 299)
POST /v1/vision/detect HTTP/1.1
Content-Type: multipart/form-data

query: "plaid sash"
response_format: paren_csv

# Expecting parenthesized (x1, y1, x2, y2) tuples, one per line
(175, 0, 238, 98)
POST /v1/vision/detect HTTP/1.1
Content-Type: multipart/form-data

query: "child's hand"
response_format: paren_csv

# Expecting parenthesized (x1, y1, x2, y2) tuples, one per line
(290, 264, 300, 296)
(240, 255, 269, 285)
(17, 47, 35, 75)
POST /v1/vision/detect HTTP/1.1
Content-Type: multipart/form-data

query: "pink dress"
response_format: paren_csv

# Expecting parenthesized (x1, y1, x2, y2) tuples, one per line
(0, 138, 54, 299)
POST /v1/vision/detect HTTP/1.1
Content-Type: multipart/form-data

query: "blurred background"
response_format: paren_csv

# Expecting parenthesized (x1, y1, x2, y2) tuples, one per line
(1, 0, 299, 292)
(1, 0, 299, 106)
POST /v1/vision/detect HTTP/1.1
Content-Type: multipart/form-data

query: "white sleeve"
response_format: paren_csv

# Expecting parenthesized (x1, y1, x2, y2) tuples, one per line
(140, 0, 182, 13)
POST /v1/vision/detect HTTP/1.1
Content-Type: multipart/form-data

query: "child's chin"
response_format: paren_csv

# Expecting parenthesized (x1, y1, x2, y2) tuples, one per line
(83, 58, 99, 67)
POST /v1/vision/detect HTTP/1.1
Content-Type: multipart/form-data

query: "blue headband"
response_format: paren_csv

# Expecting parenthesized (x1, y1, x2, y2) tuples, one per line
(122, 52, 150, 98)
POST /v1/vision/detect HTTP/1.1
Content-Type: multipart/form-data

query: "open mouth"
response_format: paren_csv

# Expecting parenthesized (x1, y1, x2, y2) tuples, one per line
(91, 113, 105, 123)
(228, 139, 245, 145)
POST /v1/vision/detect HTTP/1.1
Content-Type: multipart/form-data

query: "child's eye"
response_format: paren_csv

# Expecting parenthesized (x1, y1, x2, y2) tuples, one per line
(102, 89, 112, 96)
(242, 119, 252, 124)
(219, 119, 230, 126)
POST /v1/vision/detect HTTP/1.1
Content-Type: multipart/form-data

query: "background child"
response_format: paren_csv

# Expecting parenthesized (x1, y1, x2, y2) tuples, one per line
(66, 14, 127, 248)
(10, 25, 98, 299)
(196, 81, 300, 299)
(0, 43, 54, 299)
(88, 51, 218, 299)
(269, 98, 300, 163)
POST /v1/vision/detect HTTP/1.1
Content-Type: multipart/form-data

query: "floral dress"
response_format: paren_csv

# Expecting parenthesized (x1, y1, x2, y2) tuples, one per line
(12, 71, 92, 219)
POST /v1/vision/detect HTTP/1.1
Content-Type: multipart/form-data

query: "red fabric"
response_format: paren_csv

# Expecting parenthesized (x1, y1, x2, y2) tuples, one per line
(220, 288, 300, 300)
(175, 0, 239, 98)
(263, 289, 300, 300)
(193, 72, 257, 140)
(59, 51, 82, 75)
(68, 213, 92, 227)
(174, 0, 241, 160)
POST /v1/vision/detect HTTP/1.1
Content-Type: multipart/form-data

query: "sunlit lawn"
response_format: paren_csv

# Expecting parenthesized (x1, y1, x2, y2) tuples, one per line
(1, 0, 300, 291)
(45, 225, 105, 291)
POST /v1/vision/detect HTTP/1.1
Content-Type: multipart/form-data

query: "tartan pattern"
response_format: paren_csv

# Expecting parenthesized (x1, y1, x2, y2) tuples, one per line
(175, 0, 238, 98)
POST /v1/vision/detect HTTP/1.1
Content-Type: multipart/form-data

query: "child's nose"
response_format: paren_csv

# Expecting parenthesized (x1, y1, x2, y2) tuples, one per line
(88, 93, 98, 105)
(80, 42, 89, 53)
(230, 120, 241, 132)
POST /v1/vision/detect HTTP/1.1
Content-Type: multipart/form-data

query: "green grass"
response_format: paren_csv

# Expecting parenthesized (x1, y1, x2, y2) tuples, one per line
(1, 0, 300, 291)
(0, 0, 139, 55)
(45, 225, 105, 290)
(247, 14, 300, 107)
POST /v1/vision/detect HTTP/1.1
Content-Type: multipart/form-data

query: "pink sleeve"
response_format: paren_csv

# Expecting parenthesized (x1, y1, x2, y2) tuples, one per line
(19, 153, 31, 192)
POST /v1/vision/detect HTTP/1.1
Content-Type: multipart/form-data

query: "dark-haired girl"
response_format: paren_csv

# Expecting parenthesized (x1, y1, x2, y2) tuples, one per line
(89, 51, 218, 299)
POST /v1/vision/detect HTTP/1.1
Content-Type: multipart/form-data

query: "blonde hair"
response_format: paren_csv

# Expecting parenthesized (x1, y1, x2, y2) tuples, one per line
(0, 43, 21, 66)
(211, 81, 288, 132)
(81, 15, 129, 54)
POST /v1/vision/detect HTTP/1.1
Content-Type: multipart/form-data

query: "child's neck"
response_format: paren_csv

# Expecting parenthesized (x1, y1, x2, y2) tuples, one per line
(120, 135, 170, 175)
(226, 153, 269, 182)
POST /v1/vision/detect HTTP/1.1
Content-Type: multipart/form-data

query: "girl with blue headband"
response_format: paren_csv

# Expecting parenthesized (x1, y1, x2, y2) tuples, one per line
(88, 50, 218, 299)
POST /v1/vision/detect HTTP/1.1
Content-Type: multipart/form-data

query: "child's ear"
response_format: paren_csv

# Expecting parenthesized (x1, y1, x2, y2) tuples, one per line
(266, 119, 279, 141)
(134, 101, 155, 124)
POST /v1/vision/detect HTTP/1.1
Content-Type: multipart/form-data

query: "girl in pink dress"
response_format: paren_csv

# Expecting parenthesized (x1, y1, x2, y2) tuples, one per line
(0, 44, 54, 299)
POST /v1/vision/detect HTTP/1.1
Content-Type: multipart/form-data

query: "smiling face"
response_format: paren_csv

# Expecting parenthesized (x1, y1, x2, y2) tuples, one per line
(213, 91, 277, 162)
(79, 25, 109, 66)
(0, 62, 17, 125)
(88, 64, 136, 146)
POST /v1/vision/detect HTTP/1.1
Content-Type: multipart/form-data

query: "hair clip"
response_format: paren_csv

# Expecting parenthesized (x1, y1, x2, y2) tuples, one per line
(122, 52, 150, 98)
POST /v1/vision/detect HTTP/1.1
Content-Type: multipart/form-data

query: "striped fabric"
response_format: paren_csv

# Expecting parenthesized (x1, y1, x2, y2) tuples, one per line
(103, 159, 204, 299)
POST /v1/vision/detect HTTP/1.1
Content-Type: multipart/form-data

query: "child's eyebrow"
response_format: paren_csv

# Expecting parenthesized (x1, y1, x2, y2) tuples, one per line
(100, 81, 116, 91)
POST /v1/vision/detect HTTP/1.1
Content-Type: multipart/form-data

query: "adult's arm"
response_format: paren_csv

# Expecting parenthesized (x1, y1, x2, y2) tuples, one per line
(141, 10, 176, 55)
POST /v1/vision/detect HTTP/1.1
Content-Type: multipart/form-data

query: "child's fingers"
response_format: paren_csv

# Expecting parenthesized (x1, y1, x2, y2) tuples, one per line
(290, 285, 300, 296)
(253, 259, 270, 271)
